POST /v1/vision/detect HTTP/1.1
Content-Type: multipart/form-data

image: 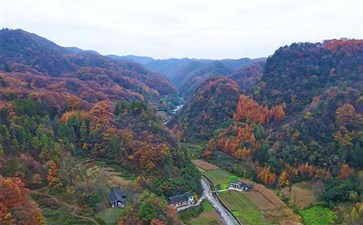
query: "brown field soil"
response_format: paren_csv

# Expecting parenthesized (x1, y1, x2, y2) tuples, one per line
(191, 211, 224, 225)
(240, 179, 286, 208)
(281, 186, 315, 210)
(239, 179, 302, 224)
(243, 191, 276, 210)
(192, 159, 219, 171)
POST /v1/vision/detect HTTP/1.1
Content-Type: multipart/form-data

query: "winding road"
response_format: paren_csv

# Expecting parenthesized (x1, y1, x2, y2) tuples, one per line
(201, 178, 240, 225)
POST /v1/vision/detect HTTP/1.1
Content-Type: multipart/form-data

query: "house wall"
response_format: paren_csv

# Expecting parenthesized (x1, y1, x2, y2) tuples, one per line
(172, 200, 188, 208)
(112, 201, 125, 208)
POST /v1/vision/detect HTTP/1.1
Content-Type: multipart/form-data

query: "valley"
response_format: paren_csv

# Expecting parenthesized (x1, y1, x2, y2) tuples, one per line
(0, 28, 362, 225)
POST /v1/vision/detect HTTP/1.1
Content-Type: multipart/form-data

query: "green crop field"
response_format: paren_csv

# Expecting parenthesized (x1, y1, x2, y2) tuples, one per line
(300, 206, 336, 225)
(202, 169, 235, 184)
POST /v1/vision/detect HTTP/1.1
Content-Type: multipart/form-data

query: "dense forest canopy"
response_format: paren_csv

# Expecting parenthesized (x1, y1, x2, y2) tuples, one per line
(194, 39, 363, 191)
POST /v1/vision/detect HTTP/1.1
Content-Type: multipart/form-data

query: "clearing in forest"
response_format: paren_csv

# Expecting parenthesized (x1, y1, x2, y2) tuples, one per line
(193, 159, 219, 171)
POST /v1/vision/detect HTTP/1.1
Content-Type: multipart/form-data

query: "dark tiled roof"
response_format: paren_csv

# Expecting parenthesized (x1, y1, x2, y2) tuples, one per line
(168, 193, 189, 204)
(230, 181, 253, 189)
(230, 181, 247, 185)
(108, 187, 127, 204)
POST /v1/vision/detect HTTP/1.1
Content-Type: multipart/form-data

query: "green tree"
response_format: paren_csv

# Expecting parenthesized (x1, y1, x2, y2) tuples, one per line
(50, 142, 62, 163)
(80, 121, 88, 143)
(139, 200, 159, 222)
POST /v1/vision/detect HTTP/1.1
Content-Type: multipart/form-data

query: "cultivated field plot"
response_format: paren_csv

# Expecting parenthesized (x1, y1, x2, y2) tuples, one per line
(243, 191, 275, 210)
(240, 179, 286, 208)
(192, 159, 219, 171)
(202, 168, 235, 185)
(218, 191, 275, 225)
(239, 179, 302, 225)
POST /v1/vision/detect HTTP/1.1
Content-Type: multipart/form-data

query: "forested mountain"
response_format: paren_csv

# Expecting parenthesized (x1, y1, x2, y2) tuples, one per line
(169, 61, 265, 142)
(0, 29, 200, 224)
(169, 77, 240, 142)
(200, 39, 363, 192)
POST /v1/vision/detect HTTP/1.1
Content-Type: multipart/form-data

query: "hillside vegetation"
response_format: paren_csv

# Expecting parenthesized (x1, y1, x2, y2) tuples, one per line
(0, 29, 200, 225)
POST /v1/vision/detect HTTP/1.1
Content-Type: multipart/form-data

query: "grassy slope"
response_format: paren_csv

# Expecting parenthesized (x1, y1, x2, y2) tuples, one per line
(41, 207, 91, 225)
(96, 208, 125, 225)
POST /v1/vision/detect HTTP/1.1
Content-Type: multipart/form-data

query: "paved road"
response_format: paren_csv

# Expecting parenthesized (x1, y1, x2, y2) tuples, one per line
(201, 178, 240, 225)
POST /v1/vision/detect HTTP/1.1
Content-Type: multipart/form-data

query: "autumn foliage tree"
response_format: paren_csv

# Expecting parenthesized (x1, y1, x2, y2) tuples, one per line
(233, 95, 286, 124)
(47, 160, 60, 189)
(278, 170, 290, 187)
(150, 219, 167, 225)
(338, 163, 355, 180)
(205, 94, 285, 161)
(351, 201, 363, 222)
(257, 165, 277, 185)
(0, 176, 45, 225)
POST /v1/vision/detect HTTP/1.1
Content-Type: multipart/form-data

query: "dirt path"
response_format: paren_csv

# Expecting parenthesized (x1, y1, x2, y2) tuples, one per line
(69, 212, 99, 225)
(31, 190, 99, 225)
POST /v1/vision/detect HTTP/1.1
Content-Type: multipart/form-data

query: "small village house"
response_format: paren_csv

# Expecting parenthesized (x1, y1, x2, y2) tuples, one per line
(167, 192, 194, 208)
(108, 187, 127, 208)
(229, 181, 253, 191)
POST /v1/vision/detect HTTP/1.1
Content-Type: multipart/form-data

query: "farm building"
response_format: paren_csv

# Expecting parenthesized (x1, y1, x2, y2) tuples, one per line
(167, 192, 194, 208)
(229, 181, 253, 191)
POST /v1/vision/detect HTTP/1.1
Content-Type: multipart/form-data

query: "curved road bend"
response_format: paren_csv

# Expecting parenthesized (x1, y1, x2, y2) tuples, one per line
(201, 179, 240, 225)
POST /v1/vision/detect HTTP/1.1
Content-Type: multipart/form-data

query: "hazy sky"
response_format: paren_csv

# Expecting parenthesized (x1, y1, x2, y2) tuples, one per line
(1, 0, 362, 59)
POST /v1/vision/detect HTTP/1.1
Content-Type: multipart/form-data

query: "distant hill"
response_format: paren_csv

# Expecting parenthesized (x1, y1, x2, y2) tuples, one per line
(0, 29, 179, 107)
(108, 54, 155, 65)
(229, 60, 265, 91)
(118, 54, 264, 98)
